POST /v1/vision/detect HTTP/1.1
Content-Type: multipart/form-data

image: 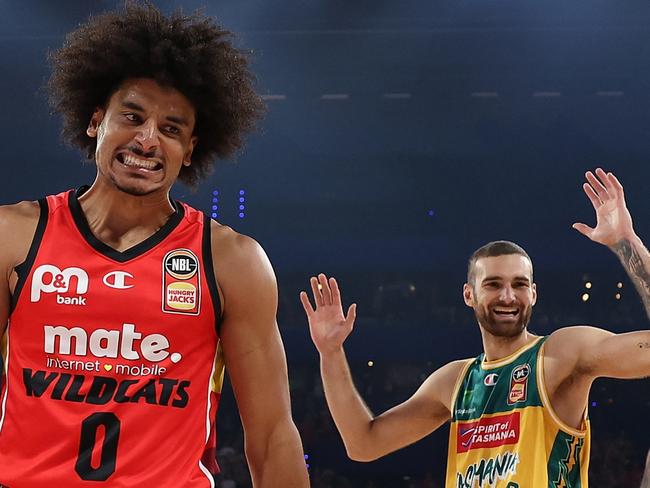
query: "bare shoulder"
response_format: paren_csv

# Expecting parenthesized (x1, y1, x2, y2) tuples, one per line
(0, 200, 40, 228)
(0, 200, 41, 266)
(419, 358, 473, 411)
(208, 220, 276, 314)
(209, 220, 273, 279)
(545, 325, 612, 356)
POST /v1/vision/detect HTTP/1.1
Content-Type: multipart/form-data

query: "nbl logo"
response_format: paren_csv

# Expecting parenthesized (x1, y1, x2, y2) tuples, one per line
(31, 264, 89, 305)
(164, 250, 198, 279)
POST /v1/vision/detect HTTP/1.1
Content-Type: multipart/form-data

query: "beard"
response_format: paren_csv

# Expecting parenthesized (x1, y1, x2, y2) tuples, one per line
(473, 303, 533, 338)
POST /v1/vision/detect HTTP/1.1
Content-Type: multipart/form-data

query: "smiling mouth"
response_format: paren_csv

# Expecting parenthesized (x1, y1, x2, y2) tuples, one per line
(116, 153, 163, 171)
(492, 308, 519, 317)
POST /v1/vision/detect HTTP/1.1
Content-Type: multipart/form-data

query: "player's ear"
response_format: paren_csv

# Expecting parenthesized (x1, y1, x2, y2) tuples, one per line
(86, 108, 105, 138)
(531, 282, 537, 306)
(183, 135, 198, 167)
(463, 283, 475, 307)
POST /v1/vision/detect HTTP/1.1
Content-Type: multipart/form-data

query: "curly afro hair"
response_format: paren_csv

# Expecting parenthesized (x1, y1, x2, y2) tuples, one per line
(48, 2, 265, 187)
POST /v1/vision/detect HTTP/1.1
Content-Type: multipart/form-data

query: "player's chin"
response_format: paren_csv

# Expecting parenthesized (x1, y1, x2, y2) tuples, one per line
(113, 178, 166, 197)
(483, 319, 527, 338)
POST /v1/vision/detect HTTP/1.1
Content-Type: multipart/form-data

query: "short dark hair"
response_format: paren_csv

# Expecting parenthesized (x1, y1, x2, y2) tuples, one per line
(467, 240, 532, 286)
(47, 2, 265, 187)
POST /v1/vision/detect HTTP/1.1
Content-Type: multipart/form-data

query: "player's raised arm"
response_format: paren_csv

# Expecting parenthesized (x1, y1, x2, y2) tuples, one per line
(568, 169, 650, 380)
(573, 168, 650, 320)
(215, 226, 308, 487)
(300, 274, 462, 461)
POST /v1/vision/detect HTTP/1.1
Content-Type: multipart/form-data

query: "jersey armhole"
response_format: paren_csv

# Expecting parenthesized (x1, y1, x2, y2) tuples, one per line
(537, 342, 588, 437)
(202, 215, 223, 336)
(449, 358, 474, 420)
(10, 199, 49, 313)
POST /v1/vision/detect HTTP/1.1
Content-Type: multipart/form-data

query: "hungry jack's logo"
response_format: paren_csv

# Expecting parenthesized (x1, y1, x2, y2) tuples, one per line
(162, 249, 201, 315)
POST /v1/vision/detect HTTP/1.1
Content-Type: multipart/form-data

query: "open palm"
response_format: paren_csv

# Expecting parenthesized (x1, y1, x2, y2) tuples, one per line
(573, 168, 635, 247)
(300, 274, 357, 355)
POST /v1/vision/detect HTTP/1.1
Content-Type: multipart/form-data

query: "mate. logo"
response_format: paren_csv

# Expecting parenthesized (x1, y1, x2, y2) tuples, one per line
(164, 250, 198, 280)
(162, 249, 201, 316)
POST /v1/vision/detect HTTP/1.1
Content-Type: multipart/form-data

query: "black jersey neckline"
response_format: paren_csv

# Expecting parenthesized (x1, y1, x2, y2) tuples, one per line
(68, 186, 185, 263)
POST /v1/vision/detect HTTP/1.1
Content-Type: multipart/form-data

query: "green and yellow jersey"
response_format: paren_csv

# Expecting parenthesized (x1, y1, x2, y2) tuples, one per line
(446, 336, 590, 488)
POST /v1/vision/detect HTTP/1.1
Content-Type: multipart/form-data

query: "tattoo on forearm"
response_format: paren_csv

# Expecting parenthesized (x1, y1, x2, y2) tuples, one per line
(612, 239, 650, 320)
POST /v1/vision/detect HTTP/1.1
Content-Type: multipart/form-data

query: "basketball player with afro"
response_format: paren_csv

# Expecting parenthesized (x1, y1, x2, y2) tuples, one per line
(0, 3, 308, 486)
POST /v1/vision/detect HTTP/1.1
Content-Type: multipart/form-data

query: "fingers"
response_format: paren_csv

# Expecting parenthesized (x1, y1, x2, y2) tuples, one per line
(572, 222, 594, 238)
(299, 291, 315, 317)
(585, 170, 608, 203)
(582, 182, 602, 209)
(318, 274, 332, 305)
(584, 168, 624, 203)
(344, 303, 357, 328)
(309, 276, 324, 307)
(607, 171, 625, 199)
(308, 274, 337, 307)
(330, 277, 342, 306)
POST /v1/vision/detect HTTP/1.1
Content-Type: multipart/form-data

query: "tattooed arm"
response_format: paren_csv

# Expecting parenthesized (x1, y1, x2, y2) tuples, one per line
(612, 237, 650, 320)
(573, 168, 650, 320)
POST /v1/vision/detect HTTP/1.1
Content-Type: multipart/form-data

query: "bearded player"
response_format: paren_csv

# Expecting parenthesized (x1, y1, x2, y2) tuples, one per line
(301, 168, 650, 487)
(0, 3, 308, 487)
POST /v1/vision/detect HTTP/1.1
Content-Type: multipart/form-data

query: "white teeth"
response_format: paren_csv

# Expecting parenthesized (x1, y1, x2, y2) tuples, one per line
(494, 308, 517, 313)
(121, 154, 159, 170)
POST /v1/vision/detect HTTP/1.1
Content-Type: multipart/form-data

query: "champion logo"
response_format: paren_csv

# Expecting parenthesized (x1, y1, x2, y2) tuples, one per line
(484, 373, 499, 386)
(103, 271, 134, 290)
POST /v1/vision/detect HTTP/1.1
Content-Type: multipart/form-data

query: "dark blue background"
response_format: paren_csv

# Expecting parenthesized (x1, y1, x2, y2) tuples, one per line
(2, 1, 649, 484)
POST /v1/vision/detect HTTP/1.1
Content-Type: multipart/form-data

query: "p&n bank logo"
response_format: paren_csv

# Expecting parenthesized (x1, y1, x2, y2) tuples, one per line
(31, 264, 89, 305)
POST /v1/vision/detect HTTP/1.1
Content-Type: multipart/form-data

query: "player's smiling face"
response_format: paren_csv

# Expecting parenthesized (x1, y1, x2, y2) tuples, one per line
(86, 78, 198, 197)
(463, 254, 537, 338)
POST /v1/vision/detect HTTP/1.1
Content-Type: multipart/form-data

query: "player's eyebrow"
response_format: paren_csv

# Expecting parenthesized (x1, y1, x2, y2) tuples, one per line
(121, 101, 144, 112)
(482, 275, 530, 283)
(120, 101, 189, 127)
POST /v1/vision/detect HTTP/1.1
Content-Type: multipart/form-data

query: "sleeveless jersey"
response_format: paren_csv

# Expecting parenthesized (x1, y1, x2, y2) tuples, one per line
(446, 336, 591, 488)
(0, 189, 224, 487)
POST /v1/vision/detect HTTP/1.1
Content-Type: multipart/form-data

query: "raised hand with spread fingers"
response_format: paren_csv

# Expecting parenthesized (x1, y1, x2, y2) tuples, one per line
(572, 167, 636, 247)
(300, 274, 357, 356)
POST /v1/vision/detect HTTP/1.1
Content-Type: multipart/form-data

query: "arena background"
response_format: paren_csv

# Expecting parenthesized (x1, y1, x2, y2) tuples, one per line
(1, 0, 649, 486)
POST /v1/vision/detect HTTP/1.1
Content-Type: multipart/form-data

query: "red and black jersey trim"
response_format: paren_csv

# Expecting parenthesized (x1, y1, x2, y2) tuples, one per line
(68, 187, 185, 263)
(202, 215, 223, 335)
(10, 198, 48, 313)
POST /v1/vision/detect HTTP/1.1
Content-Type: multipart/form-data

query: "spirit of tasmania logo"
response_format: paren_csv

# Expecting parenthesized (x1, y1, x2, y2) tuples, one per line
(457, 412, 520, 453)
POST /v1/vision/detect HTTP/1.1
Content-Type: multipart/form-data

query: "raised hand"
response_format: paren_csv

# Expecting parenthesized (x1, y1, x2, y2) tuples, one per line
(300, 274, 357, 356)
(572, 168, 636, 248)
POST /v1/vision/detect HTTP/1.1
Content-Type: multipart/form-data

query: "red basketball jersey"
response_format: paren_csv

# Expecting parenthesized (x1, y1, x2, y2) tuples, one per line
(0, 189, 224, 487)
